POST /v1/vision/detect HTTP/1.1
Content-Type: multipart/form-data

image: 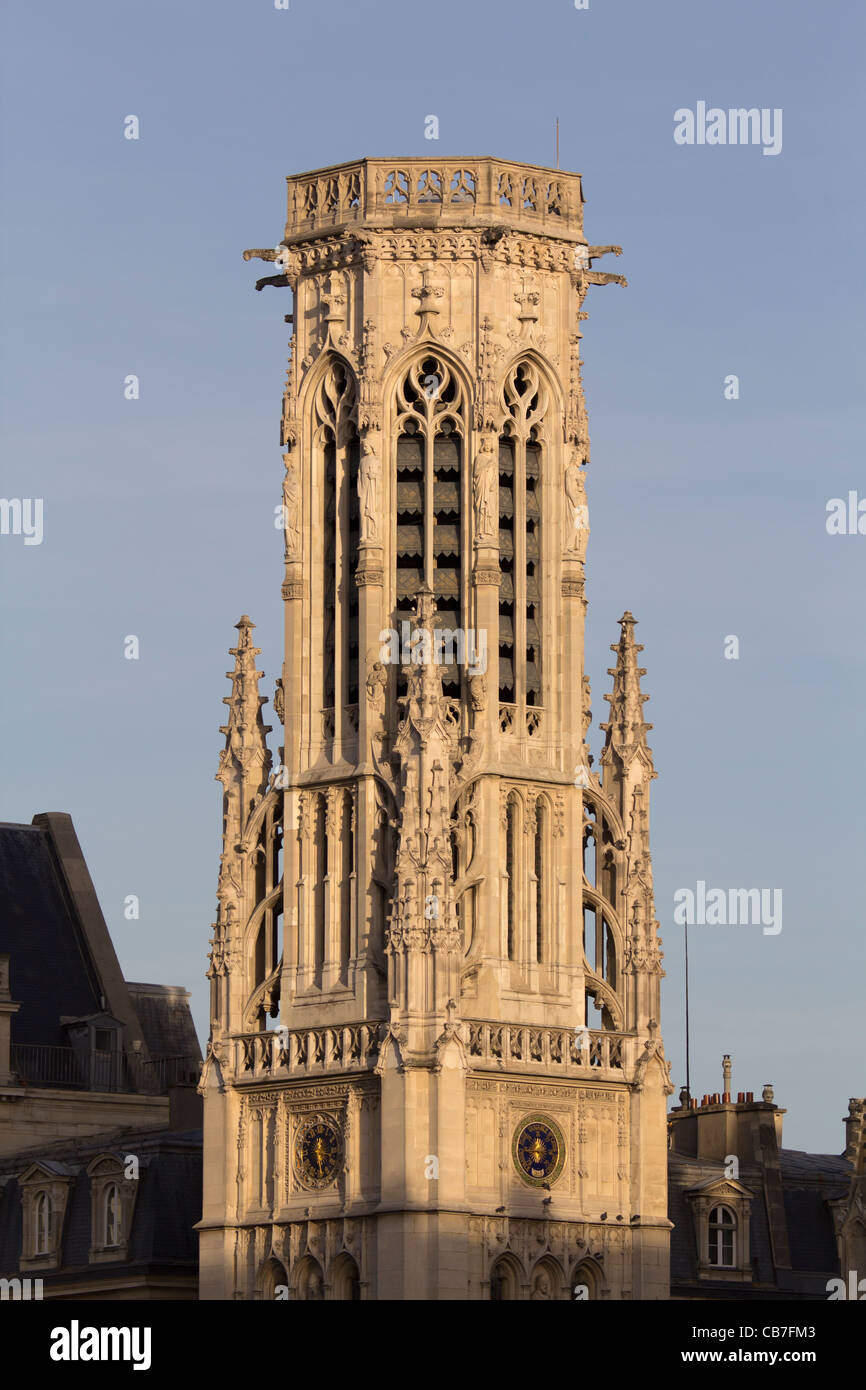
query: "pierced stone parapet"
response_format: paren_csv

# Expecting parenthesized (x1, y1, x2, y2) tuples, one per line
(284, 158, 584, 243)
(498, 704, 545, 739)
(467, 1021, 628, 1075)
(234, 1023, 383, 1080)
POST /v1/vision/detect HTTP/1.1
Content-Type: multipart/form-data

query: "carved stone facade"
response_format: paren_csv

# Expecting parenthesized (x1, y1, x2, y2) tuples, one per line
(199, 157, 671, 1300)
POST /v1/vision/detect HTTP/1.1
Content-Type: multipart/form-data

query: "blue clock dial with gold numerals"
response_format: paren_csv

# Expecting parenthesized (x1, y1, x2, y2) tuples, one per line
(294, 1116, 343, 1189)
(513, 1114, 566, 1186)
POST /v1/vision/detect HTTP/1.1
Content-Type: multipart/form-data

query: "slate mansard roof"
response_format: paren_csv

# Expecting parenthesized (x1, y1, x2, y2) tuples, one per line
(0, 1127, 202, 1288)
(668, 1147, 850, 1300)
(0, 822, 104, 1048)
(0, 813, 201, 1079)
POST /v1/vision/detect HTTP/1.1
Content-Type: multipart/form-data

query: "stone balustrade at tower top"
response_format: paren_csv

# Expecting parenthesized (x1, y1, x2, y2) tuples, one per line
(283, 157, 585, 244)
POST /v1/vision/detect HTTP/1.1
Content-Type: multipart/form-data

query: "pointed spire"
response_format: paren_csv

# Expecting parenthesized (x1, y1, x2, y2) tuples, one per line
(600, 612, 653, 757)
(216, 615, 272, 795)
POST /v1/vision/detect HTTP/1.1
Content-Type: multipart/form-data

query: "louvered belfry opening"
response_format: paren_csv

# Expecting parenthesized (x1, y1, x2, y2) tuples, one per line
(433, 420, 461, 698)
(393, 354, 466, 709)
(499, 361, 548, 713)
(498, 435, 515, 702)
(524, 433, 542, 706)
(395, 422, 423, 712)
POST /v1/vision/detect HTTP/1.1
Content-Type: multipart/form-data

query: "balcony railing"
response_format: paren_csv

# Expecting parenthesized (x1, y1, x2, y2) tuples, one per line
(10, 1044, 200, 1095)
(231, 1021, 628, 1083)
(234, 1023, 383, 1081)
(467, 1022, 628, 1074)
(284, 158, 584, 241)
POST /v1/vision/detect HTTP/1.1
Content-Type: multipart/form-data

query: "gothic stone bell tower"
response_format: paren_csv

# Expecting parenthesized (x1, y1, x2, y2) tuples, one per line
(197, 158, 673, 1301)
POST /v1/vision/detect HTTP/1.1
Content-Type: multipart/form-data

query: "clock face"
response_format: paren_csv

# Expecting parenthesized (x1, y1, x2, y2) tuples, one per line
(294, 1116, 343, 1189)
(513, 1114, 566, 1187)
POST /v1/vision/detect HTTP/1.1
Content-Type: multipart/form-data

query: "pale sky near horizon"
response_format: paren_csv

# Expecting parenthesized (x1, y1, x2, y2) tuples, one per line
(1, 0, 864, 1152)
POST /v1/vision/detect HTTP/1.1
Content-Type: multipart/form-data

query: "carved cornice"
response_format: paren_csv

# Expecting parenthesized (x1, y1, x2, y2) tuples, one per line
(278, 227, 590, 279)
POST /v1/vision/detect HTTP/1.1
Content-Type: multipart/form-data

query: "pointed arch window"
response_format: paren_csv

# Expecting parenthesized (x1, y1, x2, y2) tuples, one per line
(394, 355, 466, 704)
(312, 360, 359, 743)
(583, 904, 618, 993)
(498, 362, 548, 709)
(313, 793, 328, 982)
(534, 798, 549, 964)
(505, 794, 519, 961)
(339, 788, 354, 980)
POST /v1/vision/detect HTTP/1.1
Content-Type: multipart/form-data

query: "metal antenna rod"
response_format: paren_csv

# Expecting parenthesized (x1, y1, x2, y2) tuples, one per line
(555, 118, 560, 169)
(686, 917, 695, 1100)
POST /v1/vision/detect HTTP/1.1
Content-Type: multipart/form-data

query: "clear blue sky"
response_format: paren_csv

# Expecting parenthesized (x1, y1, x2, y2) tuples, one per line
(1, 0, 863, 1151)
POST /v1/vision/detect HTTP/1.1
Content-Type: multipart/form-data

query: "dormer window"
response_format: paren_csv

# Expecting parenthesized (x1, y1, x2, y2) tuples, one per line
(61, 1012, 125, 1092)
(19, 1164, 74, 1269)
(685, 1179, 753, 1282)
(87, 1154, 138, 1263)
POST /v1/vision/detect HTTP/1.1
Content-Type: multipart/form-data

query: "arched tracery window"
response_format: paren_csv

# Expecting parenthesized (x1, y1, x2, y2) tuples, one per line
(394, 354, 466, 703)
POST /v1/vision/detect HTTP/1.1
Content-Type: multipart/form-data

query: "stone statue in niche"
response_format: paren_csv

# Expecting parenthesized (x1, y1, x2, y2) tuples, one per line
(274, 678, 285, 724)
(358, 441, 381, 543)
(469, 673, 487, 712)
(581, 674, 591, 745)
(563, 452, 589, 560)
(472, 438, 497, 542)
(530, 1267, 554, 1300)
(365, 660, 387, 707)
(282, 453, 302, 560)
